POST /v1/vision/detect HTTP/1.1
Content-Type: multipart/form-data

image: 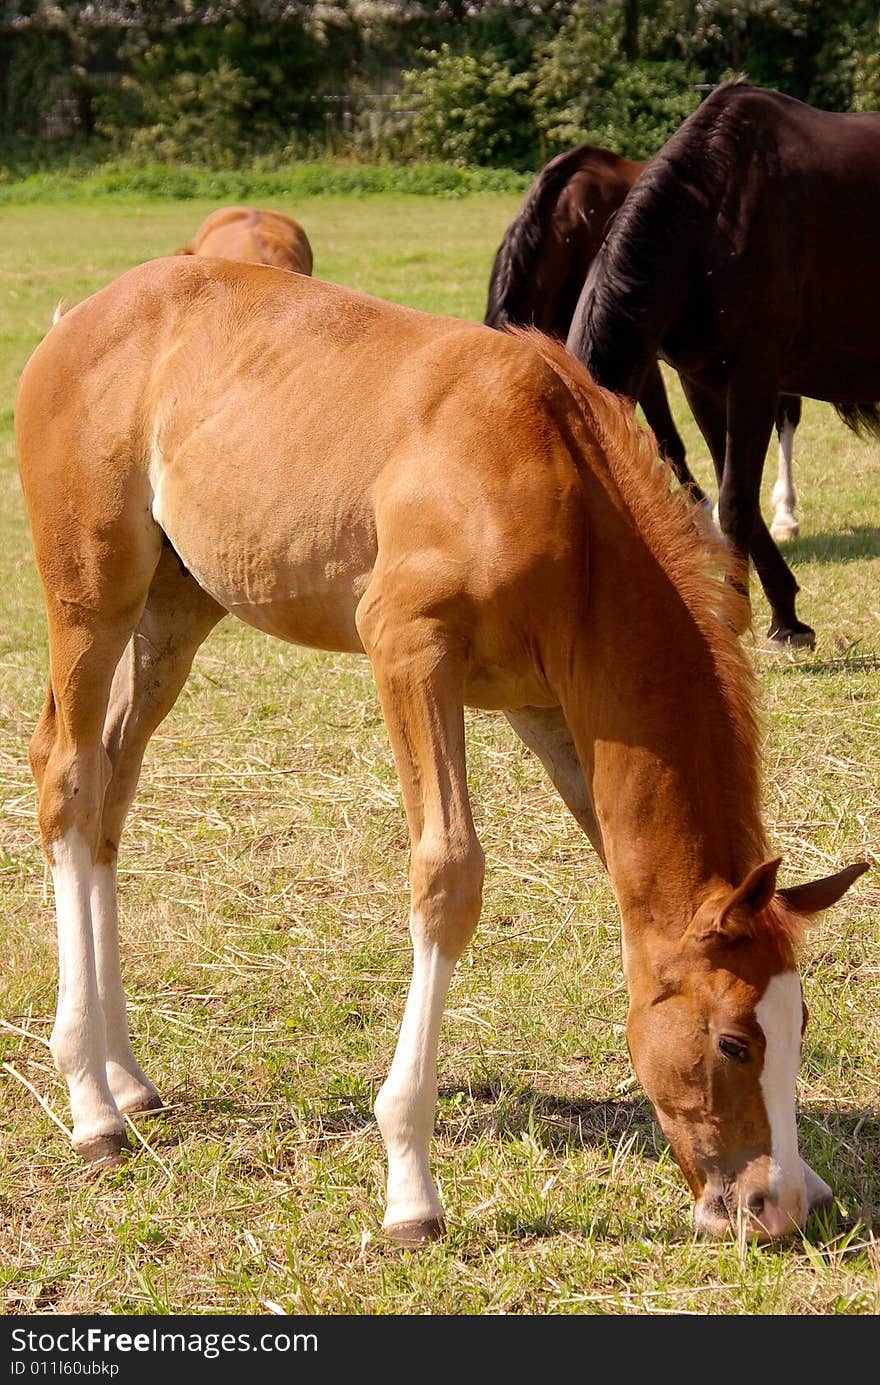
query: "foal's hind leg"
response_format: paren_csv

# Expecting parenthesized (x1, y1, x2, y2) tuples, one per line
(356, 590, 484, 1246)
(94, 549, 224, 1117)
(505, 706, 605, 862)
(29, 542, 162, 1162)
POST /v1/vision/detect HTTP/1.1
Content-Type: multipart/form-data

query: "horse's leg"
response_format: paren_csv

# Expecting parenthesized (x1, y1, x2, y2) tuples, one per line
(357, 598, 484, 1246)
(94, 548, 224, 1117)
(504, 706, 604, 862)
(28, 534, 162, 1163)
(723, 378, 814, 648)
(677, 376, 744, 581)
(770, 395, 802, 542)
(638, 360, 709, 509)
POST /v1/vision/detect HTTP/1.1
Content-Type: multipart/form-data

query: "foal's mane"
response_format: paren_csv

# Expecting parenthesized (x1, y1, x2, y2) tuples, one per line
(516, 328, 774, 894)
(485, 144, 610, 327)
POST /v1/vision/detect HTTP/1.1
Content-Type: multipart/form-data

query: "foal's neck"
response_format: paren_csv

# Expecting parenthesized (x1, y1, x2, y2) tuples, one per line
(562, 549, 765, 945)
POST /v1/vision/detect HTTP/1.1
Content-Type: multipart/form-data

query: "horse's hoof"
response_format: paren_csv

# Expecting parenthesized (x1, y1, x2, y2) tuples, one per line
(384, 1216, 446, 1249)
(119, 1092, 164, 1118)
(75, 1129, 130, 1165)
(770, 523, 799, 543)
(765, 622, 816, 651)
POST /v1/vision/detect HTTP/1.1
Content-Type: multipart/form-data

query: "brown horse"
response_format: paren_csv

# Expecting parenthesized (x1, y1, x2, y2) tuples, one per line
(176, 204, 314, 274)
(16, 256, 865, 1244)
(567, 83, 880, 648)
(486, 139, 804, 537)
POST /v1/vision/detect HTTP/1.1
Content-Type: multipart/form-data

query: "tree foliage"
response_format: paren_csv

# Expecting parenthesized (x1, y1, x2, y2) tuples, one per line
(1, 0, 878, 168)
(400, 44, 537, 166)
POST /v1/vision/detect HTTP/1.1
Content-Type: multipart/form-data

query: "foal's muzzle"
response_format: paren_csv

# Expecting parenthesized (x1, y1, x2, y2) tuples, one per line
(693, 1159, 831, 1241)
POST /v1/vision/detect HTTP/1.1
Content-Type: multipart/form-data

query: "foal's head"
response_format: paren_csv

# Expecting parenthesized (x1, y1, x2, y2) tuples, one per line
(624, 857, 866, 1241)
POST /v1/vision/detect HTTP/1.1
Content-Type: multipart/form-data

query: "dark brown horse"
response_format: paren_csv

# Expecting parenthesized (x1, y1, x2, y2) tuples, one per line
(567, 83, 880, 648)
(487, 138, 804, 536)
(485, 143, 705, 505)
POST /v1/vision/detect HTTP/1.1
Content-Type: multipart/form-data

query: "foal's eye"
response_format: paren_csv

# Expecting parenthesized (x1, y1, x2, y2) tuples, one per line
(718, 1036, 750, 1063)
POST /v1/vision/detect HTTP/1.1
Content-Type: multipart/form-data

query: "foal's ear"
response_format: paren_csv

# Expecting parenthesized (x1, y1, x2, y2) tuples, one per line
(694, 857, 783, 942)
(777, 861, 869, 916)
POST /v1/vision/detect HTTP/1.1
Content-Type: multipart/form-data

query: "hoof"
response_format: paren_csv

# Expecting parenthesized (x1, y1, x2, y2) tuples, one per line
(385, 1216, 446, 1249)
(75, 1129, 130, 1166)
(119, 1092, 164, 1118)
(765, 622, 816, 651)
(770, 522, 799, 543)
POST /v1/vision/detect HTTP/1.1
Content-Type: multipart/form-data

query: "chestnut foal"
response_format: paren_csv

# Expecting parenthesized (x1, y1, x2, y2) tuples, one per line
(16, 257, 865, 1245)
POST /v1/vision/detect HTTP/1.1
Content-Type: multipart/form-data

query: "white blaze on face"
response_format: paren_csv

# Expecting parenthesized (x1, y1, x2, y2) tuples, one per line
(754, 970, 804, 1213)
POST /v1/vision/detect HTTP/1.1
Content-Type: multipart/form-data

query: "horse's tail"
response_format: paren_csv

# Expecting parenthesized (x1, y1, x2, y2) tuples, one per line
(484, 144, 601, 330)
(834, 402, 880, 443)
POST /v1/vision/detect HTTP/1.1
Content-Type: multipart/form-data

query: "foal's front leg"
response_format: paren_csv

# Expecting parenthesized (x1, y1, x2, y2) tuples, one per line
(358, 604, 484, 1246)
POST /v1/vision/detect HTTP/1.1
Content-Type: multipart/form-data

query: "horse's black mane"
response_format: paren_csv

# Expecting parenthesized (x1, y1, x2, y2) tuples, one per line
(573, 82, 880, 435)
(572, 83, 755, 392)
(485, 143, 613, 329)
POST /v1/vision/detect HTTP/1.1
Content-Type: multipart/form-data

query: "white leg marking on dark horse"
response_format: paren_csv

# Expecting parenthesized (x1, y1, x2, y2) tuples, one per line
(50, 829, 123, 1149)
(374, 916, 455, 1230)
(755, 970, 807, 1230)
(696, 496, 724, 544)
(770, 420, 798, 541)
(91, 860, 160, 1113)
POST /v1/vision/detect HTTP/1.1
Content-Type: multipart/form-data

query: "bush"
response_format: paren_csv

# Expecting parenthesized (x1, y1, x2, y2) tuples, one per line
(96, 57, 257, 168)
(533, 4, 701, 159)
(852, 20, 880, 110)
(538, 58, 702, 158)
(0, 159, 533, 205)
(399, 45, 538, 168)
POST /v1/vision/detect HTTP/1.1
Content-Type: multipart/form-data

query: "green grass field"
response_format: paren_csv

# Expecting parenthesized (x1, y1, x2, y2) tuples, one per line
(0, 192, 878, 1315)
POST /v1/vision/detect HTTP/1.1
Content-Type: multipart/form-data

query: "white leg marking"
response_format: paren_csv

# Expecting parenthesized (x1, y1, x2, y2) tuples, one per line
(694, 496, 724, 544)
(755, 970, 806, 1225)
(149, 415, 165, 527)
(374, 917, 455, 1229)
(770, 420, 798, 540)
(50, 829, 123, 1148)
(91, 861, 160, 1112)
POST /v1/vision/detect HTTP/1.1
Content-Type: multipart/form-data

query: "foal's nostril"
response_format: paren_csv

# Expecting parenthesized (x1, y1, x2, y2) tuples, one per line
(746, 1192, 766, 1218)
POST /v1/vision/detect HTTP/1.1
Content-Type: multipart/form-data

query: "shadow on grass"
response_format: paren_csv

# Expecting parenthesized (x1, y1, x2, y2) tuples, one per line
(783, 525, 880, 564)
(172, 1085, 879, 1160)
(118, 1087, 878, 1249)
(436, 1085, 659, 1156)
(768, 648, 880, 675)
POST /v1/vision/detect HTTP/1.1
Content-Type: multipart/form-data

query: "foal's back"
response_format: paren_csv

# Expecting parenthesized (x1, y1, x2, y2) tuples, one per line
(16, 257, 594, 705)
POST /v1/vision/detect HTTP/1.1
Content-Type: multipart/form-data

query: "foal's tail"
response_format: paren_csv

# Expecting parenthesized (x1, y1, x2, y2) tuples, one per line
(834, 402, 880, 443)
